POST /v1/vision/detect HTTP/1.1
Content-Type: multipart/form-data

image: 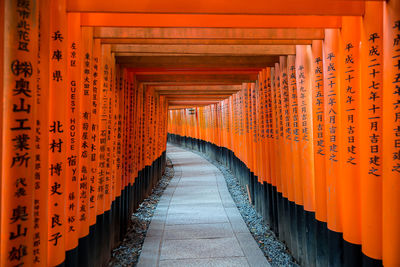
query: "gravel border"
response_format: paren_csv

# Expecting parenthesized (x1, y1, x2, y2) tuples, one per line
(108, 158, 175, 267)
(186, 147, 299, 267)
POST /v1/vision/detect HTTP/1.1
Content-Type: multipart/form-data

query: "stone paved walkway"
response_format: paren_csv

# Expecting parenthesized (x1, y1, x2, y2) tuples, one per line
(138, 144, 270, 267)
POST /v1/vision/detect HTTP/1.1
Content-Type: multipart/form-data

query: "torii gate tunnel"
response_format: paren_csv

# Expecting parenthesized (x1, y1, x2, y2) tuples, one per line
(0, 0, 400, 266)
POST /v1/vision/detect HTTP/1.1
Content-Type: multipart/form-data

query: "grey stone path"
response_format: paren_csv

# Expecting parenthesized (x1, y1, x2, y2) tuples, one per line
(138, 144, 270, 267)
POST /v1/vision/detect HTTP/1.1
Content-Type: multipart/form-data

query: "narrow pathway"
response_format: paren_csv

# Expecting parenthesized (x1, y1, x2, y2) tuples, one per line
(138, 144, 270, 267)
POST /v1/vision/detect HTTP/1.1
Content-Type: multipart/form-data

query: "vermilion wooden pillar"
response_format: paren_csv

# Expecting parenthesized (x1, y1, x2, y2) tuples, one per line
(270, 67, 278, 194)
(323, 29, 341, 228)
(100, 44, 112, 264)
(97, 43, 108, 221)
(287, 55, 300, 258)
(240, 85, 247, 167)
(0, 1, 3, 264)
(1, 0, 38, 265)
(287, 56, 299, 203)
(34, 0, 50, 265)
(323, 28, 343, 266)
(278, 57, 291, 252)
(296, 45, 315, 214)
(77, 26, 93, 266)
(311, 39, 329, 267)
(115, 65, 123, 207)
(311, 40, 327, 226)
(0, 11, 3, 263)
(109, 54, 117, 250)
(339, 18, 362, 264)
(260, 70, 270, 186)
(279, 56, 290, 207)
(91, 30, 101, 266)
(250, 82, 259, 182)
(360, 1, 384, 265)
(274, 64, 284, 201)
(265, 68, 275, 187)
(66, 13, 81, 262)
(48, 0, 68, 264)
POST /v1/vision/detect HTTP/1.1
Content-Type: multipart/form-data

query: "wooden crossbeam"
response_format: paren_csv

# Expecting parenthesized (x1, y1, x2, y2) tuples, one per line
(168, 105, 206, 110)
(136, 73, 258, 83)
(153, 85, 242, 91)
(118, 56, 279, 68)
(111, 44, 296, 55)
(143, 81, 244, 86)
(131, 70, 258, 75)
(94, 27, 324, 40)
(80, 13, 342, 28)
(67, 0, 366, 16)
(167, 100, 222, 105)
(153, 85, 242, 96)
(103, 39, 313, 45)
(158, 90, 239, 95)
(117, 52, 277, 56)
(166, 95, 231, 100)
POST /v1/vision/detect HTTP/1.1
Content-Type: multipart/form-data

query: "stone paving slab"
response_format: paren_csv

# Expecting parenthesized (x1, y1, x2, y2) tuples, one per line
(159, 257, 250, 267)
(137, 144, 270, 267)
(160, 237, 244, 260)
(163, 223, 234, 240)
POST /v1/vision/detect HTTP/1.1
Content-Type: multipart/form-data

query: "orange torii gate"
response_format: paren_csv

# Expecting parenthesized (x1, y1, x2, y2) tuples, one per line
(1, 1, 168, 266)
(1, 0, 400, 266)
(167, 2, 400, 267)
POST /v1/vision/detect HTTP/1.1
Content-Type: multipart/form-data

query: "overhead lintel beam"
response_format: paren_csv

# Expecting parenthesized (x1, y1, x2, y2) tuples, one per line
(167, 100, 222, 104)
(112, 44, 296, 55)
(80, 13, 342, 28)
(103, 39, 313, 45)
(94, 27, 324, 40)
(118, 56, 279, 68)
(142, 82, 244, 86)
(153, 85, 242, 91)
(158, 91, 239, 95)
(67, 0, 366, 16)
(136, 73, 258, 83)
(130, 70, 259, 75)
(168, 105, 206, 110)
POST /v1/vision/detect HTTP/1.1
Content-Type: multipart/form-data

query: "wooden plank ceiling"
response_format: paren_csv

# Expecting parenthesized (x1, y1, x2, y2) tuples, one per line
(67, 0, 376, 109)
